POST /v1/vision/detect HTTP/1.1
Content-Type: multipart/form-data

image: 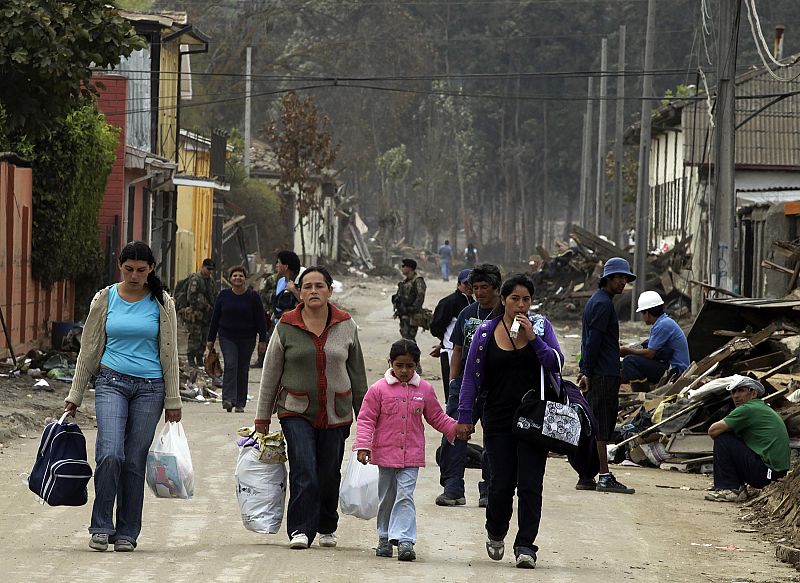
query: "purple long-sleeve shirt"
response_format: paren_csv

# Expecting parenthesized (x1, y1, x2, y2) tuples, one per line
(457, 315, 564, 424)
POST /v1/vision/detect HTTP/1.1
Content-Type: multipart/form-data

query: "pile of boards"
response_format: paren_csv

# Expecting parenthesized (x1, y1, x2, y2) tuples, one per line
(531, 224, 692, 320)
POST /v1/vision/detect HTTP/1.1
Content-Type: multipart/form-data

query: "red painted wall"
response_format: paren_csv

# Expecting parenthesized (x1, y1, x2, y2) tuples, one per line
(95, 74, 128, 263)
(0, 160, 75, 357)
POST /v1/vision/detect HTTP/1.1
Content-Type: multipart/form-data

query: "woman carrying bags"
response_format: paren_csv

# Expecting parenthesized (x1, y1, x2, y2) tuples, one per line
(254, 266, 368, 550)
(64, 241, 181, 552)
(207, 265, 268, 413)
(457, 274, 564, 569)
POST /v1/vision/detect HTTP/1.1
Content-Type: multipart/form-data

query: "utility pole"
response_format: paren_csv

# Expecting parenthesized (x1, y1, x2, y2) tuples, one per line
(710, 0, 739, 292)
(579, 112, 589, 227)
(632, 0, 656, 320)
(613, 25, 626, 249)
(243, 46, 252, 177)
(580, 78, 594, 228)
(595, 37, 608, 235)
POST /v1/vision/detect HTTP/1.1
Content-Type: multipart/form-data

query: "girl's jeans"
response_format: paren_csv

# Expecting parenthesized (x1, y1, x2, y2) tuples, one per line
(377, 466, 420, 544)
(90, 368, 164, 546)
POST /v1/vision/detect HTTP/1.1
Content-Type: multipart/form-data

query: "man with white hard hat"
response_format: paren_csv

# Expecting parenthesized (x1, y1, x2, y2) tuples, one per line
(620, 290, 690, 387)
(705, 377, 789, 502)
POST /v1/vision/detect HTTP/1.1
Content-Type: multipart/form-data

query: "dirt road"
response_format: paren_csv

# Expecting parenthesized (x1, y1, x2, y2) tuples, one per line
(0, 275, 796, 582)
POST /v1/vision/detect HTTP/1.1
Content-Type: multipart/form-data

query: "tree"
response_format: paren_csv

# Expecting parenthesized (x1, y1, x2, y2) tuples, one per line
(376, 144, 412, 263)
(0, 0, 144, 141)
(263, 92, 338, 264)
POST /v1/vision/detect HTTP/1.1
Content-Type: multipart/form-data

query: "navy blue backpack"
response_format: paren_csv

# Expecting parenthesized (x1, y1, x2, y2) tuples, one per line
(28, 413, 93, 506)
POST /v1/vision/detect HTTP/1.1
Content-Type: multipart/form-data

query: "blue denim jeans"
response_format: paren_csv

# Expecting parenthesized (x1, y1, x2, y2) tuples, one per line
(219, 335, 257, 408)
(377, 467, 419, 544)
(440, 259, 451, 281)
(439, 377, 490, 498)
(280, 416, 349, 544)
(90, 368, 164, 546)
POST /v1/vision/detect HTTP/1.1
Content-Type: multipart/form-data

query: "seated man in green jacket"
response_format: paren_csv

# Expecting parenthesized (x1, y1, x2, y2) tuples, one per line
(705, 377, 790, 502)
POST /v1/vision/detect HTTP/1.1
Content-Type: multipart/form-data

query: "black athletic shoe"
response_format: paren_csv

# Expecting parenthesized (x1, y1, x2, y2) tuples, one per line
(596, 473, 635, 494)
(575, 478, 597, 491)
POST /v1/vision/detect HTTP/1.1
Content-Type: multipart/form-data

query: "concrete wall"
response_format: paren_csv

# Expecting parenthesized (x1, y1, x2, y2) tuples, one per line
(0, 160, 75, 358)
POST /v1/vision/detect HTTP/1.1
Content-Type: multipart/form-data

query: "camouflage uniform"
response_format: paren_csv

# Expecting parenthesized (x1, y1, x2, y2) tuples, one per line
(393, 274, 427, 340)
(184, 272, 217, 366)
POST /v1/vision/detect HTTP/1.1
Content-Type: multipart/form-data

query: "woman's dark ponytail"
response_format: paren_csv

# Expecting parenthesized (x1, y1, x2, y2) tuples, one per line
(146, 271, 165, 305)
(119, 241, 164, 305)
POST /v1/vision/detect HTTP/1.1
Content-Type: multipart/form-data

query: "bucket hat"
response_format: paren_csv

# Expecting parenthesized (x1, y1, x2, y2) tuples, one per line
(602, 257, 636, 282)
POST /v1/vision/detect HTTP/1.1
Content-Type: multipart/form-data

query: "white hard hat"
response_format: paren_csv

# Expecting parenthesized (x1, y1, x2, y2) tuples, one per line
(636, 290, 664, 312)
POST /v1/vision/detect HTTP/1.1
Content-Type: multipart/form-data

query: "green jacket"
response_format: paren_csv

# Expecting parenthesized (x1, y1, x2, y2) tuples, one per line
(393, 274, 426, 316)
(187, 272, 216, 318)
(255, 303, 368, 428)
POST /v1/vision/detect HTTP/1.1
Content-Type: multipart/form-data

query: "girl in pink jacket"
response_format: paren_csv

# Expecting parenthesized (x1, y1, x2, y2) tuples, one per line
(354, 339, 470, 561)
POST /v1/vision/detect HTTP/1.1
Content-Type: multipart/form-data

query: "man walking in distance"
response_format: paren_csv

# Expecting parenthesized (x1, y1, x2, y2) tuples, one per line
(430, 269, 474, 401)
(438, 239, 453, 282)
(577, 257, 636, 494)
(185, 258, 217, 367)
(272, 250, 301, 324)
(252, 267, 280, 369)
(437, 264, 502, 507)
(392, 258, 427, 340)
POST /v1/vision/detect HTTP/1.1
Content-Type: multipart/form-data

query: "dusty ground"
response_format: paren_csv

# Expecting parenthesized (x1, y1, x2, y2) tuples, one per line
(0, 274, 797, 582)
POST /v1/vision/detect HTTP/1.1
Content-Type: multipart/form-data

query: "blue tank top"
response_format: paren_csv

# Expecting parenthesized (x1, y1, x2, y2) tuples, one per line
(100, 285, 163, 379)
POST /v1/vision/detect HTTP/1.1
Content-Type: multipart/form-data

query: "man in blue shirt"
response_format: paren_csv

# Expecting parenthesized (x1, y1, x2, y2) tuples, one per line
(438, 240, 453, 281)
(578, 257, 636, 495)
(437, 263, 502, 508)
(621, 291, 690, 388)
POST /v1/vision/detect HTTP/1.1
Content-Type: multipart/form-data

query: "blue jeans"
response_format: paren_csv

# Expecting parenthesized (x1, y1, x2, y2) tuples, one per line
(377, 467, 419, 544)
(90, 368, 164, 546)
(439, 377, 490, 498)
(280, 416, 349, 544)
(219, 335, 256, 408)
(440, 259, 451, 281)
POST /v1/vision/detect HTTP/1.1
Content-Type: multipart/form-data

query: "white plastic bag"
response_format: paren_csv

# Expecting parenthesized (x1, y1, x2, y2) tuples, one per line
(235, 444, 286, 534)
(338, 451, 379, 520)
(146, 422, 194, 499)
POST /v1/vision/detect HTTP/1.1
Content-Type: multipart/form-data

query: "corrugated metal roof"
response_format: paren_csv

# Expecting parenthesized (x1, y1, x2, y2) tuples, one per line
(683, 57, 800, 169)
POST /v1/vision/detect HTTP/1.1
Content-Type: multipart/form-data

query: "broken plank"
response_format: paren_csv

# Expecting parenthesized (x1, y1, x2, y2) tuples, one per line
(733, 352, 791, 373)
(757, 357, 798, 383)
(762, 259, 794, 276)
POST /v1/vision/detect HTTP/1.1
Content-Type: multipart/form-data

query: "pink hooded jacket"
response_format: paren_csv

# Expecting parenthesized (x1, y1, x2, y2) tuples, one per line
(353, 370, 457, 468)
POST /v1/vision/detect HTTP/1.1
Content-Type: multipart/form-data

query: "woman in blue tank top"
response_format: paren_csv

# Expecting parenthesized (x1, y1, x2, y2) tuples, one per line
(64, 241, 181, 552)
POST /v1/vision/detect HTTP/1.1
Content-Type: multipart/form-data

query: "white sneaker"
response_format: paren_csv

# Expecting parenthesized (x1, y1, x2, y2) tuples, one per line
(289, 532, 309, 549)
(319, 532, 337, 547)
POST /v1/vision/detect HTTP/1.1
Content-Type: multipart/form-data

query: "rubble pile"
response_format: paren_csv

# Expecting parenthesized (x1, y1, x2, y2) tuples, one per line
(610, 300, 800, 554)
(531, 224, 692, 320)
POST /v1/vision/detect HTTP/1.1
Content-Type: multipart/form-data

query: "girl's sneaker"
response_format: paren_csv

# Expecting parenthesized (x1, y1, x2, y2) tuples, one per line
(398, 541, 416, 561)
(376, 539, 393, 558)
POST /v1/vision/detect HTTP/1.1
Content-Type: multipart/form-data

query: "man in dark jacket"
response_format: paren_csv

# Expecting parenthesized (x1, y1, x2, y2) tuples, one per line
(430, 269, 474, 401)
(578, 257, 636, 495)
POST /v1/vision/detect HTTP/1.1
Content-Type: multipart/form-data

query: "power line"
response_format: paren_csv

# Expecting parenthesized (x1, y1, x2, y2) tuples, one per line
(92, 65, 759, 82)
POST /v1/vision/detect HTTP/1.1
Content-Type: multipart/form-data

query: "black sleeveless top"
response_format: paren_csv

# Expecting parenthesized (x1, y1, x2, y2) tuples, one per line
(482, 334, 542, 435)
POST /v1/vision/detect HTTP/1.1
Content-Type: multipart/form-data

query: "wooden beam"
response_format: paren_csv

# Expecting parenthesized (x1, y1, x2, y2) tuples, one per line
(761, 259, 794, 276)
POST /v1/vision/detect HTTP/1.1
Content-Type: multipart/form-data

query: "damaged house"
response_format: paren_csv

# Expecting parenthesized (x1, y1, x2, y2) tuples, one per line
(629, 53, 800, 311)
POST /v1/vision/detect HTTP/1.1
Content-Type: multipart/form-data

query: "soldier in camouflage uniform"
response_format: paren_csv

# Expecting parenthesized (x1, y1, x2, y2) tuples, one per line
(392, 258, 427, 340)
(184, 258, 217, 366)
